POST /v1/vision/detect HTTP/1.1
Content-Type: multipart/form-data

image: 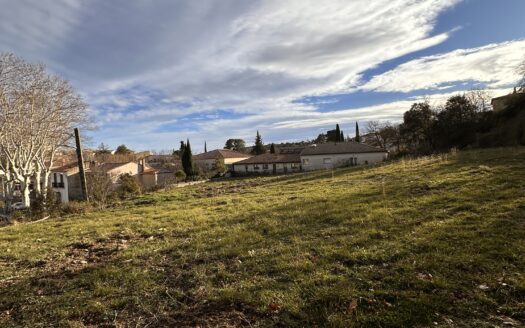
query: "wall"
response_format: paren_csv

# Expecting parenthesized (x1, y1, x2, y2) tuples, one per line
(49, 172, 70, 203)
(232, 162, 301, 175)
(224, 157, 250, 165)
(140, 174, 157, 190)
(107, 162, 140, 182)
(301, 152, 387, 171)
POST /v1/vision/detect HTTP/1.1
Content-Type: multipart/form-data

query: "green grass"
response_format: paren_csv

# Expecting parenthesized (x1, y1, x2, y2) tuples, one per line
(1, 147, 524, 327)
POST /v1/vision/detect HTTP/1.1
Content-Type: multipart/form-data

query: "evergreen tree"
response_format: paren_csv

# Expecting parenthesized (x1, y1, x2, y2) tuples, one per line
(115, 144, 132, 155)
(181, 139, 195, 176)
(252, 131, 265, 155)
(270, 143, 276, 154)
(335, 124, 341, 143)
(340, 130, 344, 142)
(204, 141, 207, 153)
(355, 122, 360, 143)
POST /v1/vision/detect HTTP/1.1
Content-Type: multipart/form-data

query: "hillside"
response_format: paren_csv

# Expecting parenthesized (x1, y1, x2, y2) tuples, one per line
(1, 148, 524, 327)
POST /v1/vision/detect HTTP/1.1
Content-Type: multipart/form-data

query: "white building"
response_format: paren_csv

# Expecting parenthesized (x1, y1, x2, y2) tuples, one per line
(300, 142, 388, 171)
(232, 153, 302, 175)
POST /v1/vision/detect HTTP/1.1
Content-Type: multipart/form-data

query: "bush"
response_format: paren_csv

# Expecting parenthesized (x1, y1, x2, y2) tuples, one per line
(59, 201, 94, 215)
(175, 170, 186, 182)
(116, 174, 143, 199)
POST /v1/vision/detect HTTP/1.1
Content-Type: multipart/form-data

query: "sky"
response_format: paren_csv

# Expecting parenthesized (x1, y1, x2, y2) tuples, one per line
(0, 0, 524, 153)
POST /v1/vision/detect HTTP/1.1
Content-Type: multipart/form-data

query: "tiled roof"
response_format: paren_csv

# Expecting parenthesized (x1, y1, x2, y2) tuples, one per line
(300, 142, 387, 156)
(233, 153, 301, 165)
(194, 149, 251, 160)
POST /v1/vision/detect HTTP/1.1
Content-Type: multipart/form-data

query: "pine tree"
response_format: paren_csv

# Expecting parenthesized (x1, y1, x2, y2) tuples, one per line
(340, 130, 344, 142)
(270, 143, 276, 154)
(252, 131, 265, 155)
(335, 124, 341, 143)
(204, 141, 207, 153)
(355, 122, 360, 143)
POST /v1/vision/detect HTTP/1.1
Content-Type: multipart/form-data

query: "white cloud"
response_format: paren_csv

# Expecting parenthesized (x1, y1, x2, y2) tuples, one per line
(361, 40, 525, 92)
(11, 0, 521, 151)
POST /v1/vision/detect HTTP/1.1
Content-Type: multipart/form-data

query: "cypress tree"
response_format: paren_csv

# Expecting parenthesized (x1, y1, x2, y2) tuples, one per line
(252, 131, 265, 155)
(335, 124, 341, 143)
(340, 130, 345, 142)
(355, 122, 360, 143)
(270, 143, 276, 154)
(182, 139, 195, 176)
(204, 141, 207, 153)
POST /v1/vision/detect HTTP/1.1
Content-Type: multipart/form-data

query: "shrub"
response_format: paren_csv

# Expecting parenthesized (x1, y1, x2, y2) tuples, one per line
(116, 174, 143, 199)
(175, 170, 186, 182)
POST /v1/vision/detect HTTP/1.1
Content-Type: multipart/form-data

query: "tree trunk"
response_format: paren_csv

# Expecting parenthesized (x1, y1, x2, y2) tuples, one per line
(42, 170, 50, 196)
(21, 177, 31, 208)
(34, 167, 42, 195)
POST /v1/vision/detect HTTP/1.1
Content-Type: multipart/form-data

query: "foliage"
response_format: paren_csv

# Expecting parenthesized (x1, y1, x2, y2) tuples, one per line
(174, 170, 186, 182)
(251, 131, 265, 155)
(355, 122, 360, 143)
(116, 173, 142, 199)
(433, 95, 479, 149)
(114, 144, 132, 155)
(224, 139, 246, 151)
(0, 147, 524, 327)
(399, 102, 434, 153)
(270, 143, 276, 154)
(181, 139, 196, 177)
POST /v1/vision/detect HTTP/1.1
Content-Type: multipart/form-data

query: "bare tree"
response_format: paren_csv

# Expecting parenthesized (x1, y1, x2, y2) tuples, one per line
(366, 121, 386, 148)
(0, 53, 88, 207)
(466, 88, 493, 112)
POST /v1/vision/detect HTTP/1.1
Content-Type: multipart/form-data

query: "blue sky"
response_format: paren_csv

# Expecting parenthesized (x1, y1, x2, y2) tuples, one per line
(1, 0, 524, 152)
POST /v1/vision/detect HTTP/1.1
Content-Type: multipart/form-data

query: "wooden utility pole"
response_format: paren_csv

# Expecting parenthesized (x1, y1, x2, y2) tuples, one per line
(74, 128, 89, 201)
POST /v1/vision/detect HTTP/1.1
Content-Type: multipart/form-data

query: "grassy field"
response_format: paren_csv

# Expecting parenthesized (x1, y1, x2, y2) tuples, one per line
(1, 148, 524, 327)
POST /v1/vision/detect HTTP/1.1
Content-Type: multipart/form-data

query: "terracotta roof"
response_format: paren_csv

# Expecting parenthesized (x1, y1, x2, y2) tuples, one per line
(300, 142, 387, 156)
(194, 149, 251, 160)
(233, 153, 300, 165)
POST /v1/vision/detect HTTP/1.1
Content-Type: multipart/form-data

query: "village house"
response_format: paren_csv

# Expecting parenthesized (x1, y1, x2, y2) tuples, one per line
(232, 152, 302, 175)
(50, 161, 143, 203)
(193, 149, 252, 171)
(300, 142, 388, 171)
(231, 142, 387, 175)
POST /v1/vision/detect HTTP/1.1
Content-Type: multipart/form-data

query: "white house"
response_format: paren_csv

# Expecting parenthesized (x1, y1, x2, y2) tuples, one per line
(300, 142, 388, 171)
(232, 153, 301, 175)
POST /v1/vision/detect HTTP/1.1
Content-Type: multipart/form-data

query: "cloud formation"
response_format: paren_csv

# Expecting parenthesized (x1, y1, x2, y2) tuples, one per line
(1, 0, 521, 150)
(361, 40, 525, 92)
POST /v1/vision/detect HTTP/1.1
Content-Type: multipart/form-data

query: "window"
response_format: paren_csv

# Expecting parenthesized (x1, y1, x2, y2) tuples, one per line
(323, 158, 332, 164)
(291, 163, 298, 168)
(302, 158, 309, 165)
(245, 165, 249, 172)
(263, 164, 269, 170)
(254, 164, 260, 170)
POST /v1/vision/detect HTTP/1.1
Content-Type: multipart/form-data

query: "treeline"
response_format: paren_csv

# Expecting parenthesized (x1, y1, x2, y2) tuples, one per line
(365, 90, 525, 156)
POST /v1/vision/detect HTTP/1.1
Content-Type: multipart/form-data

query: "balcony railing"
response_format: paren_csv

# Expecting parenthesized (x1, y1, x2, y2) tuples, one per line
(52, 182, 65, 188)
